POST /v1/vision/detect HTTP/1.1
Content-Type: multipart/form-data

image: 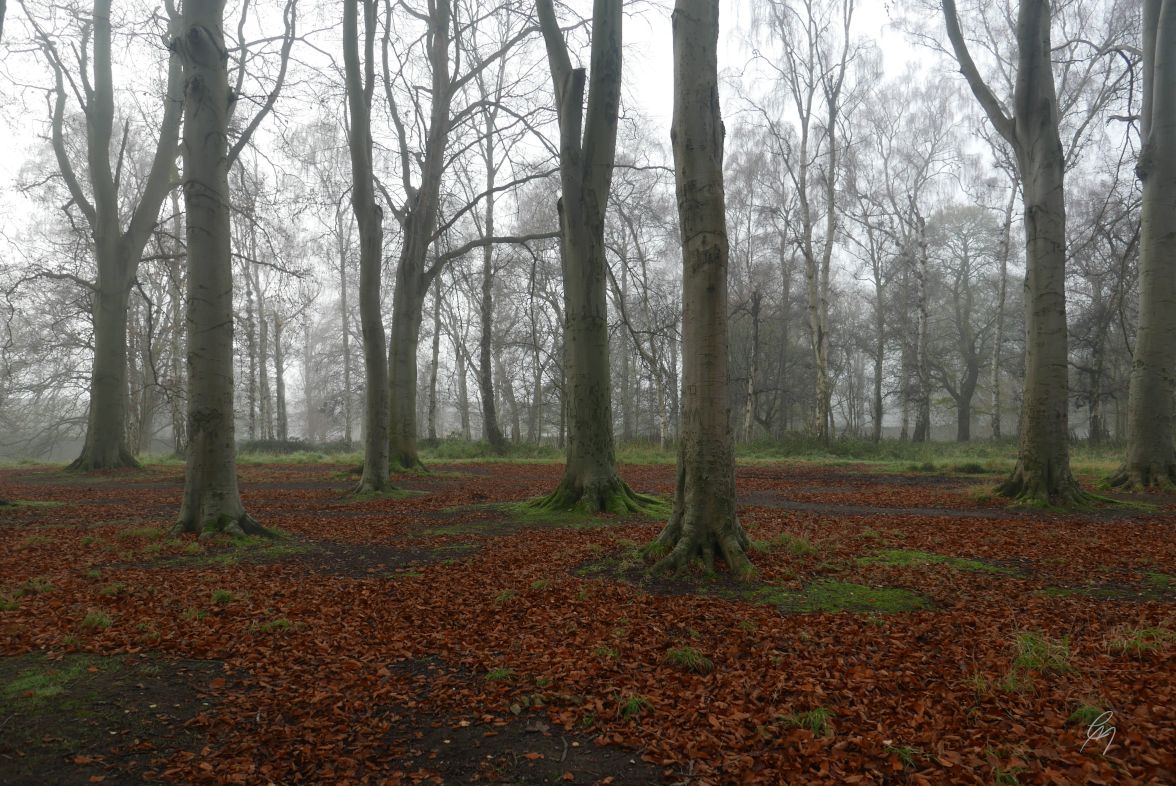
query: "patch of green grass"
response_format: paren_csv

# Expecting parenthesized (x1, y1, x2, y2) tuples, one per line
(530, 579, 550, 590)
(593, 645, 620, 660)
(1067, 704, 1109, 727)
(20, 535, 52, 548)
(617, 693, 651, 720)
(80, 610, 113, 630)
(211, 589, 234, 605)
(20, 577, 56, 595)
(3, 656, 99, 701)
(1012, 631, 1072, 673)
(664, 646, 714, 674)
(883, 744, 923, 768)
(1143, 572, 1173, 592)
(778, 707, 834, 737)
(1107, 625, 1174, 655)
(857, 548, 1013, 575)
(485, 667, 514, 681)
(181, 607, 207, 621)
(494, 589, 517, 604)
(253, 618, 292, 633)
(0, 594, 18, 611)
(737, 579, 928, 614)
(117, 525, 165, 541)
(750, 532, 816, 557)
(98, 582, 127, 597)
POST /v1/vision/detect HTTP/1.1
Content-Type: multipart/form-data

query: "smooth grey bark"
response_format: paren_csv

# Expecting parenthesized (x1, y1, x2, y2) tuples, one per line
(536, 0, 647, 512)
(1111, 0, 1176, 488)
(345, 0, 390, 493)
(944, 0, 1084, 503)
(172, 0, 263, 536)
(29, 0, 183, 470)
(648, 0, 750, 577)
(744, 289, 761, 443)
(911, 214, 931, 443)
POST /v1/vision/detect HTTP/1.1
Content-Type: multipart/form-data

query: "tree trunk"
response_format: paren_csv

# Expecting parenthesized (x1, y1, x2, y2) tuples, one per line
(338, 206, 354, 446)
(649, 0, 749, 577)
(912, 216, 931, 442)
(243, 269, 258, 440)
(274, 313, 287, 442)
(426, 276, 442, 445)
(991, 183, 1016, 441)
(478, 128, 506, 453)
(1112, 0, 1176, 489)
(944, 0, 1086, 503)
(71, 274, 138, 469)
(744, 289, 760, 443)
(303, 318, 315, 442)
(388, 263, 427, 467)
(345, 0, 391, 492)
(172, 0, 264, 536)
(536, 0, 646, 511)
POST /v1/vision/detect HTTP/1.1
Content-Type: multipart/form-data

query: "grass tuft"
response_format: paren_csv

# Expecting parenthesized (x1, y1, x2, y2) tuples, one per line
(779, 707, 834, 737)
(664, 646, 714, 674)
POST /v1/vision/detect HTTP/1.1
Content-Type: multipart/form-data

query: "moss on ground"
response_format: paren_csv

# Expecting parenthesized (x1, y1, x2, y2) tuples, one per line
(730, 579, 929, 614)
(857, 548, 1016, 575)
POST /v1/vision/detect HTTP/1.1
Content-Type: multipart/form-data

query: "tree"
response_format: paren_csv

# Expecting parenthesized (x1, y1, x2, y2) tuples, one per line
(647, 0, 750, 576)
(23, 0, 183, 470)
(344, 0, 391, 494)
(534, 0, 648, 511)
(942, 0, 1086, 503)
(172, 0, 295, 536)
(1111, 0, 1176, 488)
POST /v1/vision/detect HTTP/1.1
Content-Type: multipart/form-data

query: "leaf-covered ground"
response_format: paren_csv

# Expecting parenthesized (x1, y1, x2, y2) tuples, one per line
(0, 461, 1172, 785)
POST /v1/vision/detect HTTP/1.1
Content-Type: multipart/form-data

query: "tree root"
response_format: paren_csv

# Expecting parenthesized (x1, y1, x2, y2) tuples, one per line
(533, 474, 658, 515)
(171, 512, 273, 540)
(1106, 462, 1176, 492)
(645, 513, 753, 580)
(67, 446, 141, 472)
(996, 464, 1102, 509)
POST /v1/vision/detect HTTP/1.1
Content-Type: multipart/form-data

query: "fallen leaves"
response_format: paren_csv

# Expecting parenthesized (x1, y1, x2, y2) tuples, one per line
(0, 460, 1173, 785)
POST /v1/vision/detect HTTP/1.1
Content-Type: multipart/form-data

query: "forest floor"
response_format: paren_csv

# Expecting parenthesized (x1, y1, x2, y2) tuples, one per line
(0, 460, 1172, 786)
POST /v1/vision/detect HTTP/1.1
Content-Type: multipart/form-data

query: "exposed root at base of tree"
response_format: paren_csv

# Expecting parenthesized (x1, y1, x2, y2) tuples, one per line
(171, 512, 273, 540)
(996, 465, 1104, 508)
(532, 475, 659, 515)
(1107, 462, 1176, 492)
(351, 479, 399, 496)
(645, 513, 753, 580)
(67, 447, 141, 472)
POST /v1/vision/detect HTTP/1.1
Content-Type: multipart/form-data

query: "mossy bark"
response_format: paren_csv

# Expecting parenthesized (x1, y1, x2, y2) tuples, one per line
(646, 0, 751, 578)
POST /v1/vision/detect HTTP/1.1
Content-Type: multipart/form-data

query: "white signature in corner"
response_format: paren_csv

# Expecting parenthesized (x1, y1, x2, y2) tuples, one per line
(1081, 710, 1116, 755)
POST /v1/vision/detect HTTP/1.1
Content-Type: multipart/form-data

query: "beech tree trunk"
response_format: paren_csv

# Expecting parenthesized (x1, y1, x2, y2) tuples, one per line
(649, 0, 750, 577)
(56, 0, 182, 470)
(345, 0, 391, 493)
(944, 0, 1085, 504)
(426, 274, 442, 445)
(172, 0, 264, 537)
(1111, 0, 1176, 489)
(536, 0, 647, 512)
